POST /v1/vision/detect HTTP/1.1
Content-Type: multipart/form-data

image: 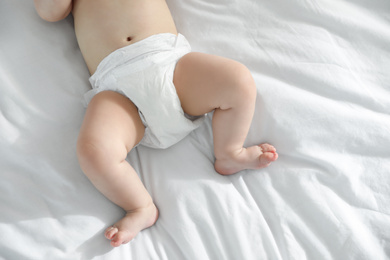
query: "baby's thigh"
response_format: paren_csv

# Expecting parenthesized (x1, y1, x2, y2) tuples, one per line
(78, 91, 145, 154)
(173, 52, 253, 116)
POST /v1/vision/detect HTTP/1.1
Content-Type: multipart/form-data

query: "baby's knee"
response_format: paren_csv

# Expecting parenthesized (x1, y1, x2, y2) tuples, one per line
(77, 139, 104, 174)
(77, 138, 125, 176)
(228, 63, 257, 104)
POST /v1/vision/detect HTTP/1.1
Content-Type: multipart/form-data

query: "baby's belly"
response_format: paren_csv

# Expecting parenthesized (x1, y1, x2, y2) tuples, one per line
(73, 0, 177, 74)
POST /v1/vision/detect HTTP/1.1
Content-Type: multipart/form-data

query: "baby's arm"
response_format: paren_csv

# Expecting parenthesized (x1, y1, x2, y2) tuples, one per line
(34, 0, 72, 22)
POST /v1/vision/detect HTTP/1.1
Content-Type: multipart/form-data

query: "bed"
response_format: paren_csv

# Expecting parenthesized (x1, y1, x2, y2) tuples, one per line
(1, 0, 390, 259)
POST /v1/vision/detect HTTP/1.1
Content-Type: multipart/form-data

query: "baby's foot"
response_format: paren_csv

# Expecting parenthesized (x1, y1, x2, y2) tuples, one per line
(104, 203, 159, 247)
(214, 143, 278, 175)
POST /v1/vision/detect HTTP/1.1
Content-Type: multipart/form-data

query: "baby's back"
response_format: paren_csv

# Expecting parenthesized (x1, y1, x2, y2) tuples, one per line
(73, 0, 177, 74)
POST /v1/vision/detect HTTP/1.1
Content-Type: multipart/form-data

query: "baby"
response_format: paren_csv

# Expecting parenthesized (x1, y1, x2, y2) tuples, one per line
(34, 0, 278, 247)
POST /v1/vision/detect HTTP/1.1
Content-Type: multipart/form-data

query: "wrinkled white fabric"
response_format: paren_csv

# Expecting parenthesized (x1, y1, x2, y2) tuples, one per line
(85, 33, 205, 149)
(2, 1, 390, 259)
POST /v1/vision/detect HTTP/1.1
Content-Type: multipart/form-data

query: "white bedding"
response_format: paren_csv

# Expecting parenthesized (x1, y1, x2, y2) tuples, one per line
(1, 0, 390, 259)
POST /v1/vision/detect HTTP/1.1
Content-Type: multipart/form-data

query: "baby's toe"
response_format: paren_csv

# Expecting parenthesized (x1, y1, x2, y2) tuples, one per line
(111, 237, 122, 247)
(105, 226, 118, 240)
(259, 149, 278, 165)
(111, 231, 133, 247)
(259, 143, 276, 153)
(110, 233, 123, 247)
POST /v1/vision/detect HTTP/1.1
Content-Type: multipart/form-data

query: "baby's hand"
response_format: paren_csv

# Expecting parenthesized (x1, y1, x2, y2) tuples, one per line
(34, 0, 72, 22)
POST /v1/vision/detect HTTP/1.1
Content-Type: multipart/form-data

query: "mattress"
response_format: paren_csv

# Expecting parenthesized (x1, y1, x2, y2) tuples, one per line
(1, 0, 390, 259)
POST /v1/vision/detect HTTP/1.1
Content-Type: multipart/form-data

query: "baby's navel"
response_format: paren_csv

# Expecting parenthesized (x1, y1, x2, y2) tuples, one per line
(126, 37, 132, 42)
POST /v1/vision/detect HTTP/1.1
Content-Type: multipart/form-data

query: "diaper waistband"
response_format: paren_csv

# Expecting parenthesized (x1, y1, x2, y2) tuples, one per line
(89, 33, 191, 87)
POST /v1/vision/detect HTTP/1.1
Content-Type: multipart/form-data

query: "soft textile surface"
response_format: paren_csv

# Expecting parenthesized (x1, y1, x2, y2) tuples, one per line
(1, 0, 390, 259)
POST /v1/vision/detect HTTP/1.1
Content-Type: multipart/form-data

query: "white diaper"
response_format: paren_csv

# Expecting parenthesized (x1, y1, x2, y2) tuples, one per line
(83, 33, 206, 149)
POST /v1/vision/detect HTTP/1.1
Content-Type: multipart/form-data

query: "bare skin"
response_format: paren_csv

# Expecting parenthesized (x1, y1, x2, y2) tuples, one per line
(34, 0, 278, 247)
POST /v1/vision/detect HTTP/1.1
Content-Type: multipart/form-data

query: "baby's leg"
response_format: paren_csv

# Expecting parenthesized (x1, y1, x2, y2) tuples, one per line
(174, 53, 278, 175)
(77, 91, 158, 247)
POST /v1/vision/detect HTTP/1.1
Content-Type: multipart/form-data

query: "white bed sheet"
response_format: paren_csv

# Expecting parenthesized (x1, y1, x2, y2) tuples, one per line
(1, 0, 390, 259)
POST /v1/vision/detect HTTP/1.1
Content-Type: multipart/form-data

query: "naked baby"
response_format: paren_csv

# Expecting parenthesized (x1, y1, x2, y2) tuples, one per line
(34, 0, 278, 247)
